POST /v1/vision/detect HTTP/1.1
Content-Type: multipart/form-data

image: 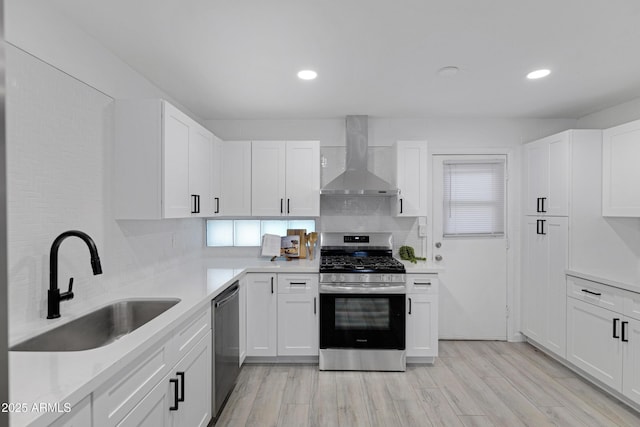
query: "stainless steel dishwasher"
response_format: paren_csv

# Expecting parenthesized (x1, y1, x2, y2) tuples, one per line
(212, 281, 240, 422)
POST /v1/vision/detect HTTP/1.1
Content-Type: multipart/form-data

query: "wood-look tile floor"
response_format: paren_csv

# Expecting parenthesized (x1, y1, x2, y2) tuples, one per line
(216, 341, 640, 426)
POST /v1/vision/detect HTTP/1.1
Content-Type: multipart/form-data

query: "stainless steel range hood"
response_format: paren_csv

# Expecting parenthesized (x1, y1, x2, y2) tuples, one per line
(321, 116, 399, 196)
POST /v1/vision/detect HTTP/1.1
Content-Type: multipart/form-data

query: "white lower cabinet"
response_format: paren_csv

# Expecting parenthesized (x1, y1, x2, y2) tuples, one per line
(49, 395, 92, 427)
(277, 274, 318, 356)
(565, 276, 640, 406)
(406, 274, 439, 358)
(93, 305, 212, 427)
(566, 297, 623, 389)
(245, 273, 278, 357)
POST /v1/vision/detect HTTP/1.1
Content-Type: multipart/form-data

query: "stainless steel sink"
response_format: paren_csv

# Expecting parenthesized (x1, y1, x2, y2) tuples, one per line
(10, 298, 181, 352)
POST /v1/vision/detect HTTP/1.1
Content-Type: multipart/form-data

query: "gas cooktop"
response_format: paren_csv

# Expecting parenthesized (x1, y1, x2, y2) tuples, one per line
(319, 232, 406, 274)
(320, 254, 406, 274)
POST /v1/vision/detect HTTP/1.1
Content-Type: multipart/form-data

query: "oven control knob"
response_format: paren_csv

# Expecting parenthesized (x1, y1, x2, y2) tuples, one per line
(331, 274, 337, 282)
(339, 274, 346, 282)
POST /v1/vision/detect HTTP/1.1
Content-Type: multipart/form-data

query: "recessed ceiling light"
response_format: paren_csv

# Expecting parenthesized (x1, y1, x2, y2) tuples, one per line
(297, 70, 317, 80)
(437, 66, 459, 77)
(527, 69, 551, 79)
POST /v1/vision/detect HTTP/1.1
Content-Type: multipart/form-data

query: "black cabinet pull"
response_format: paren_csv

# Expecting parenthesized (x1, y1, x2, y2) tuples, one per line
(581, 289, 602, 297)
(169, 378, 179, 411)
(613, 318, 620, 339)
(271, 277, 274, 294)
(400, 198, 403, 214)
(408, 297, 412, 315)
(540, 197, 547, 213)
(214, 197, 220, 214)
(191, 195, 198, 214)
(622, 321, 629, 342)
(536, 197, 542, 213)
(314, 297, 317, 314)
(290, 282, 307, 286)
(280, 198, 283, 214)
(287, 199, 290, 214)
(536, 219, 546, 235)
(197, 195, 201, 213)
(177, 371, 185, 402)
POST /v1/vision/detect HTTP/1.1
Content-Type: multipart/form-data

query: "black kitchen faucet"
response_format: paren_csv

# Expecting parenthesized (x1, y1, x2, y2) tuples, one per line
(47, 230, 103, 319)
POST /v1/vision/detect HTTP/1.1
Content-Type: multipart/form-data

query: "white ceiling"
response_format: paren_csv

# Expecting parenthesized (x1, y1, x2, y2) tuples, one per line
(50, 0, 640, 120)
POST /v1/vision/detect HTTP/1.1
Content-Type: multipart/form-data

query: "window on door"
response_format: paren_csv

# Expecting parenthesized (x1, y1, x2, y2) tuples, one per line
(442, 159, 506, 237)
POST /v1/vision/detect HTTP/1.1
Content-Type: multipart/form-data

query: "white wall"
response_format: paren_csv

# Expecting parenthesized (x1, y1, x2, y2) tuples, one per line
(6, 5, 205, 340)
(569, 97, 640, 284)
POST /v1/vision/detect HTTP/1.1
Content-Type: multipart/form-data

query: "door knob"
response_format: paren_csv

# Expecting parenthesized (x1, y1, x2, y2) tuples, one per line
(435, 255, 443, 261)
(435, 242, 442, 248)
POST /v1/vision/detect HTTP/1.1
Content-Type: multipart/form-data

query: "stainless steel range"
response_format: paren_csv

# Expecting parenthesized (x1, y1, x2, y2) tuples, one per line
(319, 232, 407, 371)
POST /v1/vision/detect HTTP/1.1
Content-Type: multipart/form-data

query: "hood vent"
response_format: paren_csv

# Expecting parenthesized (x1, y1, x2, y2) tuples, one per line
(320, 116, 399, 196)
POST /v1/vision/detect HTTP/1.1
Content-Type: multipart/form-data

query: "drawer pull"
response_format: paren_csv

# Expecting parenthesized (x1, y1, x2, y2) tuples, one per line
(414, 282, 431, 286)
(622, 321, 629, 342)
(613, 318, 620, 339)
(177, 371, 185, 402)
(290, 282, 307, 286)
(581, 289, 601, 297)
(408, 297, 412, 315)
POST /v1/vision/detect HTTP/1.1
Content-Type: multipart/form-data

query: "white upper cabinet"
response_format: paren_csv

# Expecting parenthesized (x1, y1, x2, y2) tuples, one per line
(189, 123, 213, 217)
(251, 140, 320, 217)
(603, 119, 640, 217)
(219, 141, 252, 216)
(251, 141, 286, 216)
(395, 141, 427, 216)
(209, 135, 223, 216)
(114, 99, 217, 219)
(524, 132, 569, 216)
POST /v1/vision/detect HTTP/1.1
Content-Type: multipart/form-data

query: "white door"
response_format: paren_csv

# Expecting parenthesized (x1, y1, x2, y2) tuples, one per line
(189, 125, 213, 217)
(219, 141, 252, 216)
(432, 155, 508, 339)
(406, 293, 438, 357)
(245, 274, 277, 357)
(277, 293, 318, 356)
(162, 102, 190, 218)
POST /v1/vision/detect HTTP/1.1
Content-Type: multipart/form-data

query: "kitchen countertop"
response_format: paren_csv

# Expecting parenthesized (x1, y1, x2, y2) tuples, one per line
(566, 269, 640, 294)
(9, 255, 319, 427)
(399, 259, 443, 273)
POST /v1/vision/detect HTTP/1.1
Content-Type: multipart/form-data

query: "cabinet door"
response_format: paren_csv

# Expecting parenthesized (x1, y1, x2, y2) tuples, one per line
(544, 217, 568, 357)
(406, 293, 438, 357)
(602, 120, 640, 216)
(219, 141, 252, 216)
(277, 292, 318, 356)
(172, 332, 212, 427)
(246, 274, 277, 357)
(50, 395, 91, 427)
(252, 141, 286, 216)
(189, 124, 213, 217)
(623, 317, 640, 405)
(162, 101, 191, 218)
(210, 136, 222, 216)
(117, 374, 173, 427)
(396, 141, 427, 216)
(285, 141, 320, 217)
(566, 298, 622, 390)
(525, 140, 549, 216)
(524, 132, 569, 216)
(522, 217, 547, 342)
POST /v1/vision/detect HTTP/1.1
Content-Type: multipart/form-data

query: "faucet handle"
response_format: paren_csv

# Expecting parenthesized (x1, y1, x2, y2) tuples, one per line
(60, 277, 74, 301)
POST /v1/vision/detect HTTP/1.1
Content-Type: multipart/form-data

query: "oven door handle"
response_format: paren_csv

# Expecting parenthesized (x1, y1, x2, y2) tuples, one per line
(319, 284, 407, 294)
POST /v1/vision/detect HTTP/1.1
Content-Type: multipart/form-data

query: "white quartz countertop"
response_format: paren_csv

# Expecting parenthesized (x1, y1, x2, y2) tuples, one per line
(9, 255, 319, 427)
(399, 259, 443, 273)
(566, 269, 640, 294)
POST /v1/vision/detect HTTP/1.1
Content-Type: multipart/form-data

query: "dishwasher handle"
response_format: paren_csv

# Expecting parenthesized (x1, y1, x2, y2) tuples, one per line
(215, 282, 239, 308)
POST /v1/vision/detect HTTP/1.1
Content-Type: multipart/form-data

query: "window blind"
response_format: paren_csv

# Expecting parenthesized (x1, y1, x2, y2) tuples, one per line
(443, 160, 505, 237)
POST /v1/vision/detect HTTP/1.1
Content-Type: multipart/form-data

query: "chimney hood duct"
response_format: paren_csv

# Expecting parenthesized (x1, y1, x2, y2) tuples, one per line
(320, 116, 399, 196)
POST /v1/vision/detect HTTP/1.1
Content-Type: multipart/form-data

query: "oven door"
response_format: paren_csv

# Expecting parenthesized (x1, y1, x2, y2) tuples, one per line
(320, 293, 405, 350)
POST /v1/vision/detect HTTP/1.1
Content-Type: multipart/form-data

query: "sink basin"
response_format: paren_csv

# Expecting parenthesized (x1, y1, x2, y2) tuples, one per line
(10, 298, 181, 352)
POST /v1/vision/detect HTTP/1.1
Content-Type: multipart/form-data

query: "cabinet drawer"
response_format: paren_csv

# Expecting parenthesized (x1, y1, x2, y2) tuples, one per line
(406, 275, 439, 294)
(624, 291, 640, 321)
(567, 276, 624, 313)
(277, 274, 319, 294)
(171, 305, 211, 361)
(93, 343, 171, 426)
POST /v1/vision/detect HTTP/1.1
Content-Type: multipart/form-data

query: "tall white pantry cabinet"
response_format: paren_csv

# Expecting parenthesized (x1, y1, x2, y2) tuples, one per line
(521, 130, 601, 358)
